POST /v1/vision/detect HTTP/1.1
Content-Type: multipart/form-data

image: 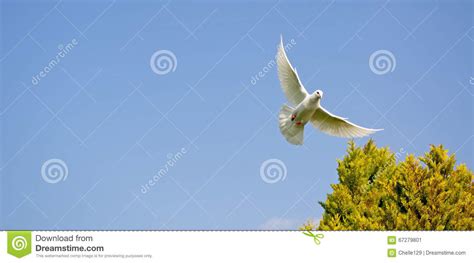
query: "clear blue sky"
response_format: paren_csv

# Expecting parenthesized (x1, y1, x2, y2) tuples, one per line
(1, 0, 472, 230)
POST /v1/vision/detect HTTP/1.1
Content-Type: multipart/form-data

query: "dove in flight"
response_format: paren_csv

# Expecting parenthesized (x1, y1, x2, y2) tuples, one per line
(277, 36, 383, 145)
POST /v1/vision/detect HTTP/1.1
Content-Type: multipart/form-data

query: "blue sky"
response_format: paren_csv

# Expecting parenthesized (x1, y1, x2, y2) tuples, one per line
(1, 0, 472, 230)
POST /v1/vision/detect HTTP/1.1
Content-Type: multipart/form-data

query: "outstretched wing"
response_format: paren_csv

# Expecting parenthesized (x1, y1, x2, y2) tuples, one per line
(311, 107, 382, 138)
(276, 36, 308, 106)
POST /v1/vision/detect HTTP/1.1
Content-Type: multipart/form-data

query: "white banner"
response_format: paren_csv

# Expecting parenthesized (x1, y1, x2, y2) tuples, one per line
(0, 231, 472, 262)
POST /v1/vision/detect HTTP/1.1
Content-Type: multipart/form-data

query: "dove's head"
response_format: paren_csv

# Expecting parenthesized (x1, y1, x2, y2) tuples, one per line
(313, 90, 323, 99)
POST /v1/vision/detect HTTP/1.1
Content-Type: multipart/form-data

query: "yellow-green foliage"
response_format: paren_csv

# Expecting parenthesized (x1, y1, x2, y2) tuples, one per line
(316, 140, 473, 231)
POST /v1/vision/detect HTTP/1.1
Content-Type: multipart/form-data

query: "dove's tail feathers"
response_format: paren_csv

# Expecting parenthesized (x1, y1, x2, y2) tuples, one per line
(279, 105, 304, 145)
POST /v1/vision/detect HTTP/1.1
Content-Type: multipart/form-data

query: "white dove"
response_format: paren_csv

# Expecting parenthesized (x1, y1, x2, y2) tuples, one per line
(277, 37, 382, 145)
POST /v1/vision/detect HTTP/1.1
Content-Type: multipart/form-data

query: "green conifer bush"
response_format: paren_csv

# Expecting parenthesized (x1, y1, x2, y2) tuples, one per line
(309, 140, 473, 230)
